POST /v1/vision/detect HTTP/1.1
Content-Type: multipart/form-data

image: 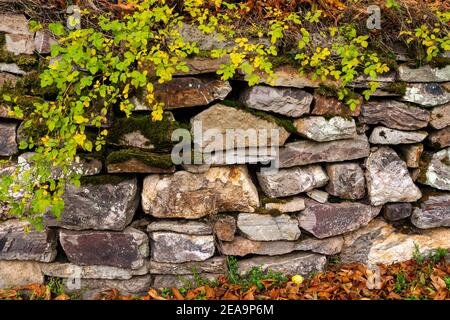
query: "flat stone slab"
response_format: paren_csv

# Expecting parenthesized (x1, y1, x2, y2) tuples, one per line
(149, 257, 227, 275)
(0, 260, 44, 289)
(237, 213, 301, 241)
(147, 220, 212, 235)
(295, 116, 357, 142)
(401, 83, 450, 107)
(399, 65, 450, 82)
(152, 273, 221, 289)
(411, 192, 450, 229)
(369, 127, 428, 145)
(265, 197, 305, 213)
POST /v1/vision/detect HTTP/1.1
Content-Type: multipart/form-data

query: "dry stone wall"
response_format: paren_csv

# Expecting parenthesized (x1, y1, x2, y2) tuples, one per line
(1, 13, 450, 298)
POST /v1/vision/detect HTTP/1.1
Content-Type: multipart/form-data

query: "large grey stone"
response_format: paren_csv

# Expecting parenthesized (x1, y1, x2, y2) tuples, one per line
(5, 33, 35, 55)
(369, 127, 427, 145)
(0, 261, 44, 289)
(240, 85, 312, 117)
(149, 257, 227, 275)
(147, 220, 212, 235)
(365, 147, 422, 206)
(0, 122, 18, 156)
(401, 83, 450, 107)
(237, 252, 326, 276)
(325, 163, 365, 200)
(149, 232, 215, 263)
(257, 165, 329, 198)
(297, 199, 381, 239)
(45, 176, 139, 231)
(142, 166, 259, 218)
(359, 100, 430, 130)
(399, 65, 450, 82)
(237, 213, 301, 241)
(0, 63, 26, 75)
(294, 116, 357, 142)
(411, 192, 450, 229)
(418, 148, 450, 191)
(430, 103, 450, 129)
(59, 228, 149, 269)
(0, 220, 57, 262)
(278, 135, 370, 168)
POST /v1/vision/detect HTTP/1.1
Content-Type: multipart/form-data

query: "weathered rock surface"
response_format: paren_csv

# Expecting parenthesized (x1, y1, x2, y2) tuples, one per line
(0, 220, 57, 262)
(173, 56, 230, 75)
(398, 144, 424, 168)
(149, 232, 215, 263)
(0, 72, 19, 88)
(213, 215, 236, 242)
(257, 165, 329, 198)
(365, 147, 422, 206)
(190, 104, 290, 151)
(237, 213, 301, 241)
(0, 63, 26, 75)
(34, 30, 56, 54)
(149, 257, 227, 275)
(325, 163, 365, 199)
(341, 219, 450, 265)
(418, 148, 450, 191)
(59, 228, 149, 269)
(311, 93, 361, 117)
(106, 155, 176, 174)
(401, 83, 450, 107)
(0, 122, 18, 156)
(142, 166, 259, 218)
(278, 135, 370, 168)
(265, 197, 305, 213)
(399, 65, 450, 83)
(297, 199, 381, 239)
(295, 116, 357, 142)
(430, 103, 450, 129)
(237, 252, 327, 276)
(369, 127, 428, 145)
(152, 274, 221, 289)
(306, 190, 329, 203)
(0, 261, 44, 289)
(427, 127, 450, 149)
(383, 203, 412, 221)
(0, 14, 32, 35)
(203, 148, 277, 165)
(5, 33, 35, 55)
(45, 176, 139, 231)
(147, 220, 212, 235)
(240, 85, 312, 117)
(359, 100, 430, 130)
(411, 192, 450, 229)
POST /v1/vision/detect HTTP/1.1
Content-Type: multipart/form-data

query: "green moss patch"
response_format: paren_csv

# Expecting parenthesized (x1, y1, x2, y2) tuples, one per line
(106, 149, 174, 169)
(382, 81, 407, 96)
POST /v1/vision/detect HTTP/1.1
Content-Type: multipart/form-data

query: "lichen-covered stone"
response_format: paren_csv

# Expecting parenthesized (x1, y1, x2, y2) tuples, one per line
(237, 213, 301, 241)
(383, 203, 412, 221)
(265, 197, 305, 213)
(418, 148, 450, 191)
(59, 228, 149, 269)
(278, 135, 370, 168)
(401, 83, 450, 107)
(142, 166, 259, 218)
(147, 220, 212, 235)
(240, 85, 312, 117)
(430, 103, 450, 129)
(106, 150, 175, 174)
(0, 261, 44, 289)
(365, 147, 422, 206)
(398, 144, 424, 168)
(149, 232, 215, 263)
(399, 65, 450, 83)
(359, 100, 430, 130)
(5, 34, 35, 55)
(411, 192, 450, 229)
(427, 126, 450, 149)
(0, 220, 57, 262)
(369, 127, 427, 145)
(297, 199, 381, 239)
(311, 93, 361, 117)
(149, 257, 227, 275)
(0, 122, 18, 156)
(213, 215, 236, 242)
(294, 116, 357, 142)
(325, 163, 365, 200)
(257, 165, 329, 198)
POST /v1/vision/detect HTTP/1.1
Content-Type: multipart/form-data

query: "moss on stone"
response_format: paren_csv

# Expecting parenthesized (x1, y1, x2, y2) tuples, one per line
(106, 149, 174, 169)
(261, 196, 289, 205)
(383, 81, 407, 96)
(253, 207, 282, 215)
(81, 174, 130, 186)
(429, 56, 450, 68)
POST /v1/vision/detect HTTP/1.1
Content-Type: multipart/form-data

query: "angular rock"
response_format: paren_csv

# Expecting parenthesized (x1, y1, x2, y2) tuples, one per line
(0, 122, 18, 156)
(294, 236, 344, 255)
(190, 104, 290, 151)
(106, 150, 175, 174)
(152, 274, 221, 289)
(64, 275, 152, 300)
(418, 148, 450, 191)
(213, 215, 236, 242)
(240, 85, 312, 117)
(149, 232, 215, 263)
(427, 126, 450, 149)
(295, 116, 357, 142)
(306, 190, 329, 203)
(260, 65, 322, 88)
(257, 165, 329, 198)
(203, 148, 277, 165)
(59, 228, 149, 269)
(430, 103, 450, 129)
(365, 147, 422, 206)
(5, 34, 35, 55)
(278, 135, 370, 168)
(369, 127, 428, 145)
(0, 14, 32, 35)
(152, 77, 231, 109)
(147, 220, 212, 235)
(341, 219, 450, 265)
(297, 199, 381, 239)
(45, 176, 139, 231)
(383, 203, 412, 221)
(0, 220, 57, 262)
(0, 261, 44, 289)
(359, 100, 430, 130)
(173, 56, 230, 75)
(398, 143, 424, 168)
(149, 257, 227, 275)
(411, 192, 450, 229)
(34, 30, 56, 54)
(142, 166, 259, 218)
(401, 83, 450, 107)
(237, 252, 326, 276)
(39, 262, 148, 280)
(237, 213, 300, 241)
(325, 163, 365, 200)
(0, 63, 26, 75)
(311, 93, 361, 117)
(399, 65, 450, 83)
(265, 197, 305, 213)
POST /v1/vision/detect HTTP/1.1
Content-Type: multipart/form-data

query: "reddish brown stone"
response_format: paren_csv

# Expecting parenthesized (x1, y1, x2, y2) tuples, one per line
(383, 203, 412, 221)
(312, 93, 361, 117)
(427, 127, 450, 149)
(213, 215, 236, 242)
